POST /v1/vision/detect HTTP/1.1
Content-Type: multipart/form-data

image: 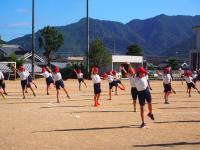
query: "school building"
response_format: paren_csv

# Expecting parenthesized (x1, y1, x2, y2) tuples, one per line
(189, 26, 200, 71)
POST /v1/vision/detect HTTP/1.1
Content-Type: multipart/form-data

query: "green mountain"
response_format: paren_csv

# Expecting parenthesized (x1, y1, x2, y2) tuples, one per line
(7, 14, 200, 58)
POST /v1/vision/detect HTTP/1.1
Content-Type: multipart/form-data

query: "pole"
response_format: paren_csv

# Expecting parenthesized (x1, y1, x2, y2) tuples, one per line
(86, 0, 90, 73)
(32, 0, 35, 79)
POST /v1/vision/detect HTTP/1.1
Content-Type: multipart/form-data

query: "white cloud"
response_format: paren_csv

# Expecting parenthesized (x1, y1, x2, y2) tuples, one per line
(16, 9, 29, 13)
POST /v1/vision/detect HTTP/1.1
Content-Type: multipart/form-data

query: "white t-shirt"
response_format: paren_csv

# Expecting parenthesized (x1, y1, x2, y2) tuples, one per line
(192, 74, 198, 79)
(42, 71, 50, 78)
(127, 74, 136, 87)
(107, 75, 114, 83)
(184, 76, 193, 84)
(25, 70, 30, 76)
(134, 76, 148, 91)
(77, 73, 83, 79)
(54, 72, 62, 81)
(0, 72, 4, 80)
(162, 74, 172, 84)
(18, 72, 28, 80)
(91, 74, 101, 84)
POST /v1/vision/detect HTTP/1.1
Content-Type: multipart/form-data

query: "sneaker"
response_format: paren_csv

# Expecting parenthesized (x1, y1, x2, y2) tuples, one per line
(25, 91, 28, 93)
(134, 108, 136, 112)
(33, 93, 36, 96)
(147, 113, 154, 120)
(189, 95, 191, 97)
(165, 101, 170, 104)
(3, 92, 7, 95)
(97, 101, 100, 105)
(172, 90, 176, 94)
(94, 103, 99, 107)
(2, 94, 7, 100)
(140, 122, 146, 128)
(67, 95, 71, 99)
(118, 86, 125, 90)
(47, 93, 49, 95)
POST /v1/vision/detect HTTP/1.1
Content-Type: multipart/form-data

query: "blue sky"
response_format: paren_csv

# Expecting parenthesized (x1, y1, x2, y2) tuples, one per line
(0, 0, 199, 41)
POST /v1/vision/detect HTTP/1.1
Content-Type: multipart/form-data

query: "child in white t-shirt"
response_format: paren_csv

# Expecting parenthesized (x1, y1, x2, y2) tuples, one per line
(74, 69, 87, 91)
(54, 66, 70, 103)
(91, 67, 101, 107)
(184, 70, 200, 97)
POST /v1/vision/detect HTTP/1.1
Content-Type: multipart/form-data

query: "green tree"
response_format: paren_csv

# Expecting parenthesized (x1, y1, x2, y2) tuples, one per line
(9, 53, 25, 68)
(38, 26, 64, 66)
(168, 58, 180, 70)
(0, 36, 3, 47)
(89, 38, 111, 68)
(126, 44, 143, 56)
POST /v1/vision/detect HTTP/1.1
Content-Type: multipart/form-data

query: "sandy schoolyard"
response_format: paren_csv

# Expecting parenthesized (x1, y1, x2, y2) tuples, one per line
(0, 79, 200, 150)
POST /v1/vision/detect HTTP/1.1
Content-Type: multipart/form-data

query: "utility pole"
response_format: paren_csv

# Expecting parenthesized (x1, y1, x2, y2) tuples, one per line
(86, 0, 90, 73)
(32, 0, 35, 79)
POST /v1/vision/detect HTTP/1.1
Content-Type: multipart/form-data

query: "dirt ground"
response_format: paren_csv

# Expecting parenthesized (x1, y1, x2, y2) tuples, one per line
(0, 79, 200, 150)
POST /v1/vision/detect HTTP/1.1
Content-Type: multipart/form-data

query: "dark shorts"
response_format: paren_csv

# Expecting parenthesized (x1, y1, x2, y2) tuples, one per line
(94, 83, 101, 94)
(55, 80, 65, 90)
(46, 76, 54, 86)
(0, 80, 5, 89)
(164, 83, 172, 93)
(21, 79, 30, 89)
(131, 87, 138, 100)
(78, 78, 84, 83)
(138, 88, 152, 106)
(116, 80, 122, 84)
(28, 75, 32, 83)
(187, 82, 196, 89)
(109, 82, 117, 89)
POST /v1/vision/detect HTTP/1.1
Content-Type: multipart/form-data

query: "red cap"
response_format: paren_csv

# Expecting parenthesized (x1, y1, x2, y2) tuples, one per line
(137, 67, 147, 74)
(42, 67, 46, 73)
(128, 68, 135, 75)
(102, 72, 108, 79)
(185, 70, 191, 77)
(164, 67, 170, 74)
(112, 70, 117, 76)
(93, 67, 99, 73)
(77, 69, 81, 73)
(54, 66, 60, 73)
(109, 70, 113, 75)
(19, 66, 25, 71)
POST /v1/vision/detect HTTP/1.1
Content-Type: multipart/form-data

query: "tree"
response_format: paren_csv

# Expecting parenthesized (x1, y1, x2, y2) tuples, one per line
(168, 58, 180, 70)
(126, 44, 143, 56)
(9, 53, 25, 68)
(89, 38, 111, 68)
(0, 36, 3, 47)
(38, 26, 64, 66)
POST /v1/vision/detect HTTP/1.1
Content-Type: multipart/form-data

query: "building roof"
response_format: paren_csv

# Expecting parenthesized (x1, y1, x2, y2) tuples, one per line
(0, 44, 25, 57)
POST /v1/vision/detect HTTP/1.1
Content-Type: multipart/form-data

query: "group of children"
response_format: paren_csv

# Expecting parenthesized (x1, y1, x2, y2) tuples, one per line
(0, 63, 200, 128)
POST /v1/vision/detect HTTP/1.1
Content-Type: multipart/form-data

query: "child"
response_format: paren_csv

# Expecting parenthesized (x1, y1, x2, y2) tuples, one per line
(133, 66, 154, 128)
(157, 67, 176, 104)
(0, 71, 7, 95)
(122, 63, 137, 112)
(54, 66, 70, 103)
(91, 67, 101, 107)
(179, 66, 184, 85)
(25, 69, 37, 93)
(112, 70, 125, 95)
(184, 70, 200, 97)
(102, 72, 124, 100)
(12, 65, 36, 99)
(74, 69, 87, 91)
(0, 71, 7, 100)
(41, 66, 54, 95)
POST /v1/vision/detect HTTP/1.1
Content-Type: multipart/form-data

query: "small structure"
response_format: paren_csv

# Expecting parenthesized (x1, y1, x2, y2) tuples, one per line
(112, 55, 143, 70)
(189, 26, 200, 71)
(0, 44, 26, 57)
